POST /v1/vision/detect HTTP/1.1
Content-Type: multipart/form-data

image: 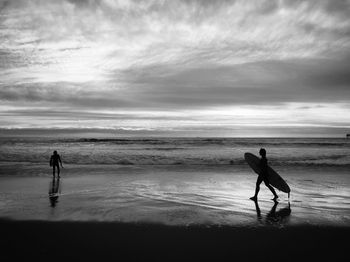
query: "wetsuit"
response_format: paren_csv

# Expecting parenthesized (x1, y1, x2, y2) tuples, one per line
(251, 154, 278, 200)
(255, 156, 278, 197)
(258, 157, 270, 185)
(50, 154, 62, 176)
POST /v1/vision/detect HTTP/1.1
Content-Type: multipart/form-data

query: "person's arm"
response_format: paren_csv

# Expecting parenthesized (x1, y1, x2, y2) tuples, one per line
(49, 156, 53, 166)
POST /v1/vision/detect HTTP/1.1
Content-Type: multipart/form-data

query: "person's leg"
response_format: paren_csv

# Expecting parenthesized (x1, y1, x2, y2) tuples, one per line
(263, 179, 278, 200)
(52, 165, 56, 177)
(255, 176, 263, 197)
(57, 165, 60, 177)
(250, 176, 263, 200)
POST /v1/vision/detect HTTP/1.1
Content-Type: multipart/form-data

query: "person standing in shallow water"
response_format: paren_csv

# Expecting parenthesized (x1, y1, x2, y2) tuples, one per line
(250, 148, 278, 201)
(50, 150, 63, 178)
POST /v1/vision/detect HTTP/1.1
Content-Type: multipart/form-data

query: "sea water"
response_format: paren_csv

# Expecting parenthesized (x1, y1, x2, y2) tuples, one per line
(0, 137, 349, 226)
(1, 137, 349, 167)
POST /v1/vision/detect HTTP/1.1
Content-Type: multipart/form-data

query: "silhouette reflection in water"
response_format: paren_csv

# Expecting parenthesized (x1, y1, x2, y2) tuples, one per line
(49, 177, 61, 207)
(253, 200, 291, 225)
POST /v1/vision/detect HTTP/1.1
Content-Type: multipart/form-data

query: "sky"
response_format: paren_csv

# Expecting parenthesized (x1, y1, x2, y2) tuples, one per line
(0, 0, 350, 137)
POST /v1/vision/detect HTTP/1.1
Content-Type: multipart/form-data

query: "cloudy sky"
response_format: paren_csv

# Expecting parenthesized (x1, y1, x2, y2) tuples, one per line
(0, 0, 350, 137)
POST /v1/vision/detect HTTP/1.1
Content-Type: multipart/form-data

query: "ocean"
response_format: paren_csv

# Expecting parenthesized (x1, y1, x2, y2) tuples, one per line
(1, 137, 349, 168)
(0, 137, 349, 226)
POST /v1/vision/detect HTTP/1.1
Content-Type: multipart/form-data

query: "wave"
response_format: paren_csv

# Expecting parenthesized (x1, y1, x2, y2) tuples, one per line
(75, 138, 350, 147)
(0, 137, 349, 167)
(1, 156, 350, 167)
(1, 137, 349, 148)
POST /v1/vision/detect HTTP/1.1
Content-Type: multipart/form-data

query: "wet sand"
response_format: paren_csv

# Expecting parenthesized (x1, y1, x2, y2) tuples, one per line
(0, 168, 349, 226)
(1, 219, 348, 261)
(1, 166, 349, 261)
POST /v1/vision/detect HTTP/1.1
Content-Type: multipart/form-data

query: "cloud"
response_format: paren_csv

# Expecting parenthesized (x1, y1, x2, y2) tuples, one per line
(0, 0, 350, 134)
(1, 56, 350, 114)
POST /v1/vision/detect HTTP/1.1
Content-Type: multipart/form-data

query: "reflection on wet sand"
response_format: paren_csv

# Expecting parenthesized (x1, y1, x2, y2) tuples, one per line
(253, 200, 291, 225)
(49, 178, 61, 207)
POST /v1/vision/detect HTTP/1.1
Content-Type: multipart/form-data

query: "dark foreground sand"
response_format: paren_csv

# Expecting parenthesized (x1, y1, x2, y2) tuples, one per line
(1, 220, 348, 262)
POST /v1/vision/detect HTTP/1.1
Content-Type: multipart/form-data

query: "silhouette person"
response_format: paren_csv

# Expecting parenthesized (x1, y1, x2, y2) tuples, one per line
(49, 177, 61, 207)
(250, 148, 278, 201)
(50, 150, 63, 178)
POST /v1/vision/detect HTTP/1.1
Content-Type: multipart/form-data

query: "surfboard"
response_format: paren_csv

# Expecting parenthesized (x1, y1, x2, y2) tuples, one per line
(244, 152, 290, 194)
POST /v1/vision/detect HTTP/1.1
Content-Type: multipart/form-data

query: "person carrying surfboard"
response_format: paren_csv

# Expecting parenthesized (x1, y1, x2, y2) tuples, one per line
(50, 150, 63, 178)
(250, 148, 278, 201)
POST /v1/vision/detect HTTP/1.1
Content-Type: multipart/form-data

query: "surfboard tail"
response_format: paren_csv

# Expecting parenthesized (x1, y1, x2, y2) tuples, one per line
(288, 192, 290, 199)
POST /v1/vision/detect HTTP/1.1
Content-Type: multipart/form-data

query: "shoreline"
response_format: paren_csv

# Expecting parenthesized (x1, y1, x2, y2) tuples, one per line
(1, 162, 349, 179)
(1, 219, 348, 261)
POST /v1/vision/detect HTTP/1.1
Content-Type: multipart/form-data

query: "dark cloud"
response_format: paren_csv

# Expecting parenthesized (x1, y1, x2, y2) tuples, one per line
(0, 127, 170, 137)
(1, 55, 350, 111)
(0, 108, 193, 121)
(0, 83, 134, 109)
(282, 0, 350, 14)
(123, 57, 350, 107)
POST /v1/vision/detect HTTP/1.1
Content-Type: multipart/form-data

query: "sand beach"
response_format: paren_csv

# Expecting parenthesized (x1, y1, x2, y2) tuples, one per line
(0, 137, 349, 261)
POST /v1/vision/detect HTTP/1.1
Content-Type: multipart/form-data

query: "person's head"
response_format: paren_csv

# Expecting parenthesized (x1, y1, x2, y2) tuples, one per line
(259, 148, 266, 157)
(53, 150, 57, 155)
